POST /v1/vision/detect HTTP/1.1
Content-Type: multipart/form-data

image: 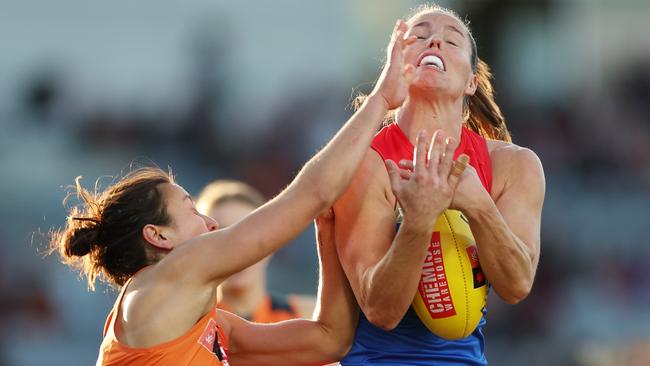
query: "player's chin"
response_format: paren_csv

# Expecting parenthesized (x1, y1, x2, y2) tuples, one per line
(408, 76, 450, 96)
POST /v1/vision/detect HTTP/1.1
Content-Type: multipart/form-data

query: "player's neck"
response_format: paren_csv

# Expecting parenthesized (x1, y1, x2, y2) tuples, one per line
(396, 96, 463, 144)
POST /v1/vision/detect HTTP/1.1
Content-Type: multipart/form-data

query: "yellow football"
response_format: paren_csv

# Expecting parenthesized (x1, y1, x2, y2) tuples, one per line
(410, 209, 488, 340)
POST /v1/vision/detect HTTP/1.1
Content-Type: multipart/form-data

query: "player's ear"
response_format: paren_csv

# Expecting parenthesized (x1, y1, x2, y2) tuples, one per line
(142, 224, 173, 250)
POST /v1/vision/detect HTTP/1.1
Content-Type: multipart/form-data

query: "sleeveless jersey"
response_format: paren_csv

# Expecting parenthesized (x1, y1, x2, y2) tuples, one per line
(341, 123, 492, 366)
(98, 276, 229, 366)
(218, 293, 300, 323)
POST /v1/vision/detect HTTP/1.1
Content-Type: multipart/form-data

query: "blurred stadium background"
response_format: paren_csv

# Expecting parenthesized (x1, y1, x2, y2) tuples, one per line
(1, 0, 649, 365)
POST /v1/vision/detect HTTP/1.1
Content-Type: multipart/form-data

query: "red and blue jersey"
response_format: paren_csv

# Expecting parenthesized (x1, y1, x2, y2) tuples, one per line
(341, 123, 492, 365)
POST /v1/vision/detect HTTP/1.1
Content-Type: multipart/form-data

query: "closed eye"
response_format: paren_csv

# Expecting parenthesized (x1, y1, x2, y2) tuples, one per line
(447, 40, 458, 46)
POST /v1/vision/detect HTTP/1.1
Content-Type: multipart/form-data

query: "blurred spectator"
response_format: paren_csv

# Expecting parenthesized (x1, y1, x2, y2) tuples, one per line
(196, 179, 316, 322)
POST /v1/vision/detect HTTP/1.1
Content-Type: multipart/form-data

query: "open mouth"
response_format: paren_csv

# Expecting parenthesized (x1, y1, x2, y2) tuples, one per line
(418, 54, 445, 71)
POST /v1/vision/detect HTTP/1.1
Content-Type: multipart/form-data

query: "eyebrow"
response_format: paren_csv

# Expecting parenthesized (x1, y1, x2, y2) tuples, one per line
(412, 21, 431, 29)
(183, 194, 194, 204)
(411, 22, 465, 38)
(445, 25, 465, 37)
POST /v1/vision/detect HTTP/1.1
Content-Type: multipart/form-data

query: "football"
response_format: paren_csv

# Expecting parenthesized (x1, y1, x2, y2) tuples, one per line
(409, 209, 488, 340)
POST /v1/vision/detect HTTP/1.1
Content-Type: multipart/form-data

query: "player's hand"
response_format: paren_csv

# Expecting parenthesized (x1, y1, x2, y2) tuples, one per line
(385, 130, 469, 230)
(449, 164, 490, 213)
(370, 19, 417, 110)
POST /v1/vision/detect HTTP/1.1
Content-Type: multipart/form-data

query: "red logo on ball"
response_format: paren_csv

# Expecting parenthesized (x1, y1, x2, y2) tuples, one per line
(418, 232, 456, 319)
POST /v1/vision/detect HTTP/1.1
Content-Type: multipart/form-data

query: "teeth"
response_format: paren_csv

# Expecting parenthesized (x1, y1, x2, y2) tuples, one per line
(420, 55, 444, 70)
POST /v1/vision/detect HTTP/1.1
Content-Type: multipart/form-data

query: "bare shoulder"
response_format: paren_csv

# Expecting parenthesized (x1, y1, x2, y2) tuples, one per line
(487, 140, 542, 169)
(486, 140, 545, 199)
(118, 265, 216, 347)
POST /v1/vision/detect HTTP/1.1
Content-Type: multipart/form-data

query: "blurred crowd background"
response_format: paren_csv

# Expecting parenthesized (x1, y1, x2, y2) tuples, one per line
(1, 0, 649, 365)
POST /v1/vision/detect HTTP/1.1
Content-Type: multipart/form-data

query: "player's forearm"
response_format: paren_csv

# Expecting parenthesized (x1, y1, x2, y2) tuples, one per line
(227, 266, 356, 366)
(229, 319, 349, 366)
(232, 286, 356, 364)
(465, 202, 535, 304)
(291, 94, 387, 211)
(312, 235, 359, 360)
(362, 219, 434, 330)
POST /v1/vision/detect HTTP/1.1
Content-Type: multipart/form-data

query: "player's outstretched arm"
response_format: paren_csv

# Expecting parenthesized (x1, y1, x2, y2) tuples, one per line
(160, 20, 417, 287)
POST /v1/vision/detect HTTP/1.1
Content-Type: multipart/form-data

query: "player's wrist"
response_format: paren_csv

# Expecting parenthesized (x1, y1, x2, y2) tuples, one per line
(366, 92, 390, 112)
(399, 214, 436, 236)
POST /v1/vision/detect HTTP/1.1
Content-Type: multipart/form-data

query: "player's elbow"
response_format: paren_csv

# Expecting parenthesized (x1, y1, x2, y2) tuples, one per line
(330, 333, 355, 360)
(306, 171, 339, 209)
(359, 281, 406, 330)
(317, 185, 339, 210)
(501, 281, 532, 305)
(320, 323, 355, 361)
(364, 306, 402, 331)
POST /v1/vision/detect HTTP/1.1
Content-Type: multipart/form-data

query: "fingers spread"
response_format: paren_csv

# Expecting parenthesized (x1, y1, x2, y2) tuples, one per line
(389, 19, 406, 57)
(399, 159, 414, 170)
(397, 19, 408, 33)
(427, 130, 445, 172)
(413, 130, 429, 172)
(399, 169, 413, 180)
(438, 136, 456, 176)
(388, 159, 413, 180)
(385, 159, 404, 192)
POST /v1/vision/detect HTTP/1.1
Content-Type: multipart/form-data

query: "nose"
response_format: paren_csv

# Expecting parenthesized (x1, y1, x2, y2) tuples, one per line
(427, 34, 442, 49)
(204, 215, 219, 231)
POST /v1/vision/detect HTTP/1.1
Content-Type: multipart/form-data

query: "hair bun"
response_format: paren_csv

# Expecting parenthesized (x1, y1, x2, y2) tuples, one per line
(64, 218, 102, 257)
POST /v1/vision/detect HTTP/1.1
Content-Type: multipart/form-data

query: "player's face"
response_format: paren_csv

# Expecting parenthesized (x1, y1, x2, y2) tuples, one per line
(158, 183, 219, 247)
(403, 12, 476, 100)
